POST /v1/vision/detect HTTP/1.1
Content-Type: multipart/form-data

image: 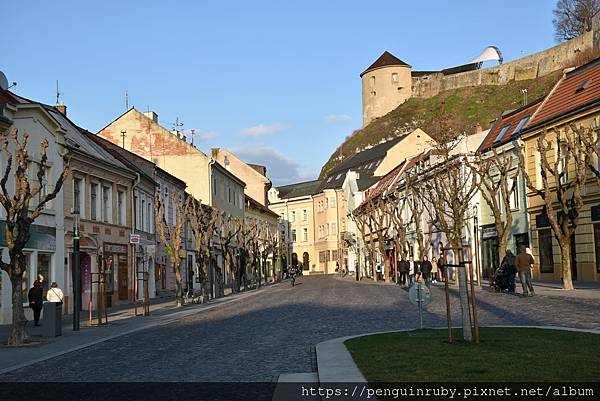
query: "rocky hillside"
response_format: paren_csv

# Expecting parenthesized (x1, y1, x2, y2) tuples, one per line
(319, 72, 561, 178)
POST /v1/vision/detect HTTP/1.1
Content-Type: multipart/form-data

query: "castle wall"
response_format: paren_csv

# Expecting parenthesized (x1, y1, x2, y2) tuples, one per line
(411, 31, 594, 99)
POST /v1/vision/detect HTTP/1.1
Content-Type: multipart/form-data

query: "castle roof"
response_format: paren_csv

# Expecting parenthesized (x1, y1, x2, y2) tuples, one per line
(360, 51, 410, 77)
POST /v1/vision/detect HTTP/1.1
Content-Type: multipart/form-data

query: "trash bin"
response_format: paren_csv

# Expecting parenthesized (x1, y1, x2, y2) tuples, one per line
(42, 302, 62, 337)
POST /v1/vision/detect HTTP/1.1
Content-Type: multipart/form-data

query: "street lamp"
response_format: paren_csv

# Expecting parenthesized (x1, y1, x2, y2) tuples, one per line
(72, 209, 81, 331)
(473, 203, 481, 287)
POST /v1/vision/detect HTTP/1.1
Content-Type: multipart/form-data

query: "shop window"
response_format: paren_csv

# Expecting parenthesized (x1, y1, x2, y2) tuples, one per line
(37, 253, 51, 298)
(538, 229, 554, 273)
(595, 224, 600, 274)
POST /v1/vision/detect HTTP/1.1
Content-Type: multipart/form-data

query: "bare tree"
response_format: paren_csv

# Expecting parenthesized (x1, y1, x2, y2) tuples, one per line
(366, 195, 393, 282)
(186, 198, 218, 302)
(405, 173, 428, 259)
(419, 143, 480, 342)
(0, 129, 69, 345)
(351, 203, 378, 280)
(469, 149, 515, 263)
(154, 190, 186, 306)
(388, 191, 410, 260)
(518, 124, 600, 290)
(553, 0, 600, 42)
(216, 213, 242, 294)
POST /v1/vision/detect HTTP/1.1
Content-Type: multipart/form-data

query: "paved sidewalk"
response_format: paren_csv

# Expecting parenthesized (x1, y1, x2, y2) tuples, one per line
(0, 283, 280, 375)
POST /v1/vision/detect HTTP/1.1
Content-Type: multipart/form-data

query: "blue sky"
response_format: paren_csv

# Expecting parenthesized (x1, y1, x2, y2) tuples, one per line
(4, 0, 555, 186)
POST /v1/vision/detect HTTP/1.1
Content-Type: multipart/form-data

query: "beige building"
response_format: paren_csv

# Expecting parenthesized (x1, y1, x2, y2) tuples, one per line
(98, 108, 245, 217)
(361, 51, 412, 127)
(313, 190, 346, 274)
(268, 181, 320, 274)
(521, 58, 600, 282)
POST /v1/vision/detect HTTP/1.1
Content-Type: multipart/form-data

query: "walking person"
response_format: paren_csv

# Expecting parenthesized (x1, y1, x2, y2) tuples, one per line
(408, 256, 416, 286)
(516, 246, 535, 296)
(46, 282, 64, 303)
(438, 254, 446, 282)
(397, 256, 409, 286)
(28, 275, 44, 326)
(500, 250, 517, 293)
(431, 257, 438, 283)
(420, 255, 433, 288)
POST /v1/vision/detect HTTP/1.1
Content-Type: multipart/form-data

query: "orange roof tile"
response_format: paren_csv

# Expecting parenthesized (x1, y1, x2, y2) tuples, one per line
(528, 58, 600, 128)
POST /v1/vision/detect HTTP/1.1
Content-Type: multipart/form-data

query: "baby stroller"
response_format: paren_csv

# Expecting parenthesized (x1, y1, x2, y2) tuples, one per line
(490, 266, 511, 293)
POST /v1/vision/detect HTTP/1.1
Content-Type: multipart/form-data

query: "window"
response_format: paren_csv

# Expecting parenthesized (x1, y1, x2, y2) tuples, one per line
(513, 116, 530, 136)
(509, 177, 519, 210)
(228, 187, 232, 203)
(73, 178, 82, 214)
(102, 186, 111, 223)
(332, 250, 338, 261)
(392, 73, 398, 83)
(539, 229, 554, 273)
(37, 165, 50, 205)
(292, 229, 297, 242)
(141, 197, 146, 230)
(134, 193, 140, 230)
(117, 190, 125, 225)
(535, 150, 543, 189)
(148, 200, 152, 232)
(291, 211, 296, 222)
(302, 209, 307, 221)
(559, 141, 569, 185)
(90, 183, 98, 220)
(319, 251, 327, 263)
(329, 197, 336, 208)
(21, 254, 31, 303)
(302, 227, 308, 242)
(370, 76, 376, 96)
(331, 222, 337, 235)
(595, 224, 600, 273)
(493, 125, 511, 143)
(37, 253, 51, 298)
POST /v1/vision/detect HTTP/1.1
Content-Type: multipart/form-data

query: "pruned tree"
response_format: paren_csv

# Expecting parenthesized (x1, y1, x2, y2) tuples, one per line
(186, 197, 218, 302)
(239, 217, 258, 290)
(518, 124, 600, 290)
(553, 0, 600, 41)
(388, 191, 410, 259)
(364, 195, 393, 282)
(469, 148, 516, 263)
(0, 129, 70, 345)
(154, 190, 186, 306)
(419, 142, 481, 342)
(350, 207, 376, 280)
(216, 213, 242, 294)
(405, 172, 428, 260)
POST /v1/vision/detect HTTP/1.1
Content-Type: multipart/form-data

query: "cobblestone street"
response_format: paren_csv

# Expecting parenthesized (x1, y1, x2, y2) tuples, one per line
(1, 275, 599, 382)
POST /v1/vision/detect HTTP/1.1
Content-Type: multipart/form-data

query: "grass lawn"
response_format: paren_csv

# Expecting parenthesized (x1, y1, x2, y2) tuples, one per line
(345, 328, 600, 382)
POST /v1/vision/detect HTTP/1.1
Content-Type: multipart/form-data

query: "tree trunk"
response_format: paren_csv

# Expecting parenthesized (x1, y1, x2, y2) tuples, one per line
(214, 264, 224, 298)
(560, 242, 574, 290)
(174, 263, 183, 307)
(453, 241, 473, 342)
(8, 273, 28, 346)
(498, 233, 508, 266)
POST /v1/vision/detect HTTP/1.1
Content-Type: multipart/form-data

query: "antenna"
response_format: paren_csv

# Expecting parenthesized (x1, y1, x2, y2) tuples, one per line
(56, 80, 61, 105)
(190, 129, 195, 146)
(173, 117, 184, 133)
(125, 90, 129, 110)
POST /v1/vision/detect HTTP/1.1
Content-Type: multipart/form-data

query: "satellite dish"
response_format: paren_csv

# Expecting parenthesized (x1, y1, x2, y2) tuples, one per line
(0, 71, 8, 91)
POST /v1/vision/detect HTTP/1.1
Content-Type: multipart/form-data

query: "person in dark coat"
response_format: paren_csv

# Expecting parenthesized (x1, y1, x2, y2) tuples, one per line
(397, 257, 409, 286)
(420, 255, 433, 287)
(500, 250, 517, 293)
(28, 277, 44, 326)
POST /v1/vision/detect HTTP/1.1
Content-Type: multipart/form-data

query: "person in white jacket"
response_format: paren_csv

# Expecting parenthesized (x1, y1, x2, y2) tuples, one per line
(46, 282, 64, 303)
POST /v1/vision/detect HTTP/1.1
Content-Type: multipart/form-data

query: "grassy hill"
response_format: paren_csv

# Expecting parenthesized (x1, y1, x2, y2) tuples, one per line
(319, 72, 561, 178)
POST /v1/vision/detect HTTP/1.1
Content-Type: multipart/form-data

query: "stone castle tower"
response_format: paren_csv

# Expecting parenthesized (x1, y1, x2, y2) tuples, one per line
(361, 51, 412, 127)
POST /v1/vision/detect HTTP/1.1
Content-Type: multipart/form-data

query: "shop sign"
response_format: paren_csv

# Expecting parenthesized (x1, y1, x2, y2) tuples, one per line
(482, 227, 498, 239)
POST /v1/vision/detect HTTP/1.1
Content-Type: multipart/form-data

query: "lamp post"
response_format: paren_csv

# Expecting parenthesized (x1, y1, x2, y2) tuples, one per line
(473, 203, 481, 287)
(72, 210, 81, 331)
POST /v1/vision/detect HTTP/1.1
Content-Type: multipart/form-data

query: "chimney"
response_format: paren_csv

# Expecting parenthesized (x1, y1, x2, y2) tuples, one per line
(211, 148, 220, 158)
(55, 104, 67, 116)
(143, 111, 158, 123)
(474, 123, 482, 134)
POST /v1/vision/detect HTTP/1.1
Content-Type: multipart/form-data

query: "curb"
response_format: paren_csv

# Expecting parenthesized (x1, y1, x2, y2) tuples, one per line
(0, 283, 280, 376)
(315, 325, 600, 383)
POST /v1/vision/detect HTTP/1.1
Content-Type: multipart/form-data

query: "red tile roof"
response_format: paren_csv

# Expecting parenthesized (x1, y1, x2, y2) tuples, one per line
(528, 57, 600, 128)
(478, 98, 544, 152)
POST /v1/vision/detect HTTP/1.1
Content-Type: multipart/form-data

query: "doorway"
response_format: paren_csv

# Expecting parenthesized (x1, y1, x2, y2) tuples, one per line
(302, 252, 309, 271)
(118, 257, 128, 300)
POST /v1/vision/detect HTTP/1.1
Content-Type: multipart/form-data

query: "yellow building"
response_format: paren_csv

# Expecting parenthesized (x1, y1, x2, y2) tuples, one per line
(521, 58, 600, 282)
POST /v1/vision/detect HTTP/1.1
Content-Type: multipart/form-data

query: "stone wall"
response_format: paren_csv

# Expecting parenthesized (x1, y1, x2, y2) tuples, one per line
(412, 31, 594, 99)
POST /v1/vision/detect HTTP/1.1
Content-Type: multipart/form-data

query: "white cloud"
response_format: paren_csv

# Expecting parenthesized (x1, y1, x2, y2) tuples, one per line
(185, 129, 218, 142)
(324, 114, 352, 123)
(229, 145, 318, 186)
(241, 123, 289, 137)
